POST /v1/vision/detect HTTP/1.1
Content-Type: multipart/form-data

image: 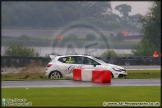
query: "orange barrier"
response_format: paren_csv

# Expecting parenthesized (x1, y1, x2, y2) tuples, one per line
(92, 70, 111, 83)
(57, 35, 63, 40)
(72, 68, 83, 81)
(125, 32, 129, 36)
(152, 51, 158, 57)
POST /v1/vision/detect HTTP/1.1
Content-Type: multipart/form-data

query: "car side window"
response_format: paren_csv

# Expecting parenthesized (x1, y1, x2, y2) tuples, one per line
(58, 57, 68, 63)
(83, 57, 100, 65)
(76, 56, 84, 64)
(65, 56, 77, 64)
(58, 56, 77, 64)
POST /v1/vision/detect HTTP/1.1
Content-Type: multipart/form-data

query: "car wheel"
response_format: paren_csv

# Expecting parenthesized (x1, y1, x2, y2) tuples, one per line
(123, 76, 127, 78)
(49, 71, 62, 79)
(111, 73, 114, 78)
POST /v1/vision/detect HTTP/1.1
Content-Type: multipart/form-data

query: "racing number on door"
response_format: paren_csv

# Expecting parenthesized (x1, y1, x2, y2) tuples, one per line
(68, 65, 82, 74)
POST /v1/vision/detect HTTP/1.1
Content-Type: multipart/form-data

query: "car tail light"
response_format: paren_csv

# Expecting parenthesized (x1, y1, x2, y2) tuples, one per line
(47, 64, 52, 67)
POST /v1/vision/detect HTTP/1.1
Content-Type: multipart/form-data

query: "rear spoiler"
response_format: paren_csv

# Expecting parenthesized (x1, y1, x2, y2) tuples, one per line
(49, 55, 57, 59)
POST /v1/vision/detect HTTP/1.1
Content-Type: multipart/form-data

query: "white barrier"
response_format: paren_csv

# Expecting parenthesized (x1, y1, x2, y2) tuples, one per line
(81, 69, 94, 81)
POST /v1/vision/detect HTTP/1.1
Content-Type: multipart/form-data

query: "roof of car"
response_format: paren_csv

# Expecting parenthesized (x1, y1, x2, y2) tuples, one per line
(49, 54, 101, 60)
(49, 54, 91, 59)
(57, 54, 91, 57)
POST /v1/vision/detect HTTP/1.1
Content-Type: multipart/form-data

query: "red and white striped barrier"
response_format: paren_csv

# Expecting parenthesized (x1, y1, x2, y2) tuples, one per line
(72, 68, 111, 83)
(92, 70, 111, 83)
(72, 68, 83, 81)
(81, 69, 94, 81)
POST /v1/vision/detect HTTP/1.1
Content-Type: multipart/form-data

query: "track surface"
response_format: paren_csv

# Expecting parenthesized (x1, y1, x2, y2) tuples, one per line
(2, 79, 160, 88)
(2, 66, 161, 88)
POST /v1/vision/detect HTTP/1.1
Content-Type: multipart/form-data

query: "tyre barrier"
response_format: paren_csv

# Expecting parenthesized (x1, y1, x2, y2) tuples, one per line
(1, 56, 161, 67)
(73, 68, 111, 83)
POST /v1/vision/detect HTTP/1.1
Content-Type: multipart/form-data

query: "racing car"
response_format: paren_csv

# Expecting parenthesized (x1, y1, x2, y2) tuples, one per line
(46, 54, 127, 78)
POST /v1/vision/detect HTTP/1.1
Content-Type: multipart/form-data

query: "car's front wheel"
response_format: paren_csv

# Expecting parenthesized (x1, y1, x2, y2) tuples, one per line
(49, 71, 62, 79)
(111, 73, 114, 78)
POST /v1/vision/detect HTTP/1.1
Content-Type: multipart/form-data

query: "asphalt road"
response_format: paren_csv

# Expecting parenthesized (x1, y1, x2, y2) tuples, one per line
(1, 65, 161, 88)
(1, 79, 160, 88)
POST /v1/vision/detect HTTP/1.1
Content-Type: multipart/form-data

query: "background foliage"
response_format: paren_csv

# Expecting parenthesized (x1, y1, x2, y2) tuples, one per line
(3, 40, 40, 57)
(2, 1, 141, 30)
(132, 1, 161, 56)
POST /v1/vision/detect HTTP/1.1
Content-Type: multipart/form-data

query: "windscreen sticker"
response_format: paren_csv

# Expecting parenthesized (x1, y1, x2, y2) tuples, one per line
(65, 65, 83, 74)
(63, 58, 66, 61)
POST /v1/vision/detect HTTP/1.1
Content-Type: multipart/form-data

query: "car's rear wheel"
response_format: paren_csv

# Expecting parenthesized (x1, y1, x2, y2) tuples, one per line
(49, 71, 62, 79)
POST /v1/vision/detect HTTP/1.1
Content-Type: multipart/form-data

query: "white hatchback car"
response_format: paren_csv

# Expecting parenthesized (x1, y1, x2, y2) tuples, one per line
(46, 55, 127, 79)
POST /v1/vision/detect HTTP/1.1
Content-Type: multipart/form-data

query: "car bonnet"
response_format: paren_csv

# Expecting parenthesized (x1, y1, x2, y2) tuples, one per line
(106, 63, 125, 69)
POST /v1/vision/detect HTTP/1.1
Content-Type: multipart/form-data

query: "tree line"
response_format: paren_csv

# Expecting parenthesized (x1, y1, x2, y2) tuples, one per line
(2, 1, 160, 56)
(132, 1, 161, 56)
(2, 1, 142, 29)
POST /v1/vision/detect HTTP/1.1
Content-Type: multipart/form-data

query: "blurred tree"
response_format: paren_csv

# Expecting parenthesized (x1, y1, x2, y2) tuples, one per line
(132, 1, 161, 56)
(104, 13, 121, 22)
(128, 13, 142, 25)
(87, 2, 112, 20)
(100, 50, 118, 58)
(115, 4, 131, 16)
(115, 4, 132, 25)
(2, 1, 135, 29)
(18, 34, 30, 41)
(3, 40, 40, 57)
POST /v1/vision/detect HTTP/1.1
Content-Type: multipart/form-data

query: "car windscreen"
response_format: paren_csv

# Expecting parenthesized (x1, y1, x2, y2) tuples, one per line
(90, 57, 107, 64)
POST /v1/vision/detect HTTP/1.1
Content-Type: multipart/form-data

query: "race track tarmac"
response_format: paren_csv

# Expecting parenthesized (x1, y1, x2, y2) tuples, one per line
(1, 79, 160, 88)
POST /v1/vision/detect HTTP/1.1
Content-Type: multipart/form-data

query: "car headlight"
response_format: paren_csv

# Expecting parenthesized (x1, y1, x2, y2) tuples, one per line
(112, 67, 122, 72)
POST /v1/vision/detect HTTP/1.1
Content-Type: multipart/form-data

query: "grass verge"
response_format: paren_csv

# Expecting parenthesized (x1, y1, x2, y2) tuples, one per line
(1, 86, 160, 107)
(1, 72, 72, 81)
(127, 70, 161, 79)
(1, 70, 160, 81)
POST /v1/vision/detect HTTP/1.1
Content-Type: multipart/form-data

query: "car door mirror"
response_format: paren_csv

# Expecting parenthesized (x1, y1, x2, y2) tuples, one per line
(92, 62, 97, 67)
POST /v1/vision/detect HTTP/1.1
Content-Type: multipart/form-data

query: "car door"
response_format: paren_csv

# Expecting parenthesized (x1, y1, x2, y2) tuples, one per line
(78, 56, 101, 69)
(58, 56, 81, 74)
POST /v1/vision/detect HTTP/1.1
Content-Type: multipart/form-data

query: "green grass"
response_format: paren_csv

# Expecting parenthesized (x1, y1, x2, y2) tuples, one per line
(127, 70, 161, 79)
(1, 70, 160, 81)
(1, 72, 72, 81)
(1, 86, 160, 107)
